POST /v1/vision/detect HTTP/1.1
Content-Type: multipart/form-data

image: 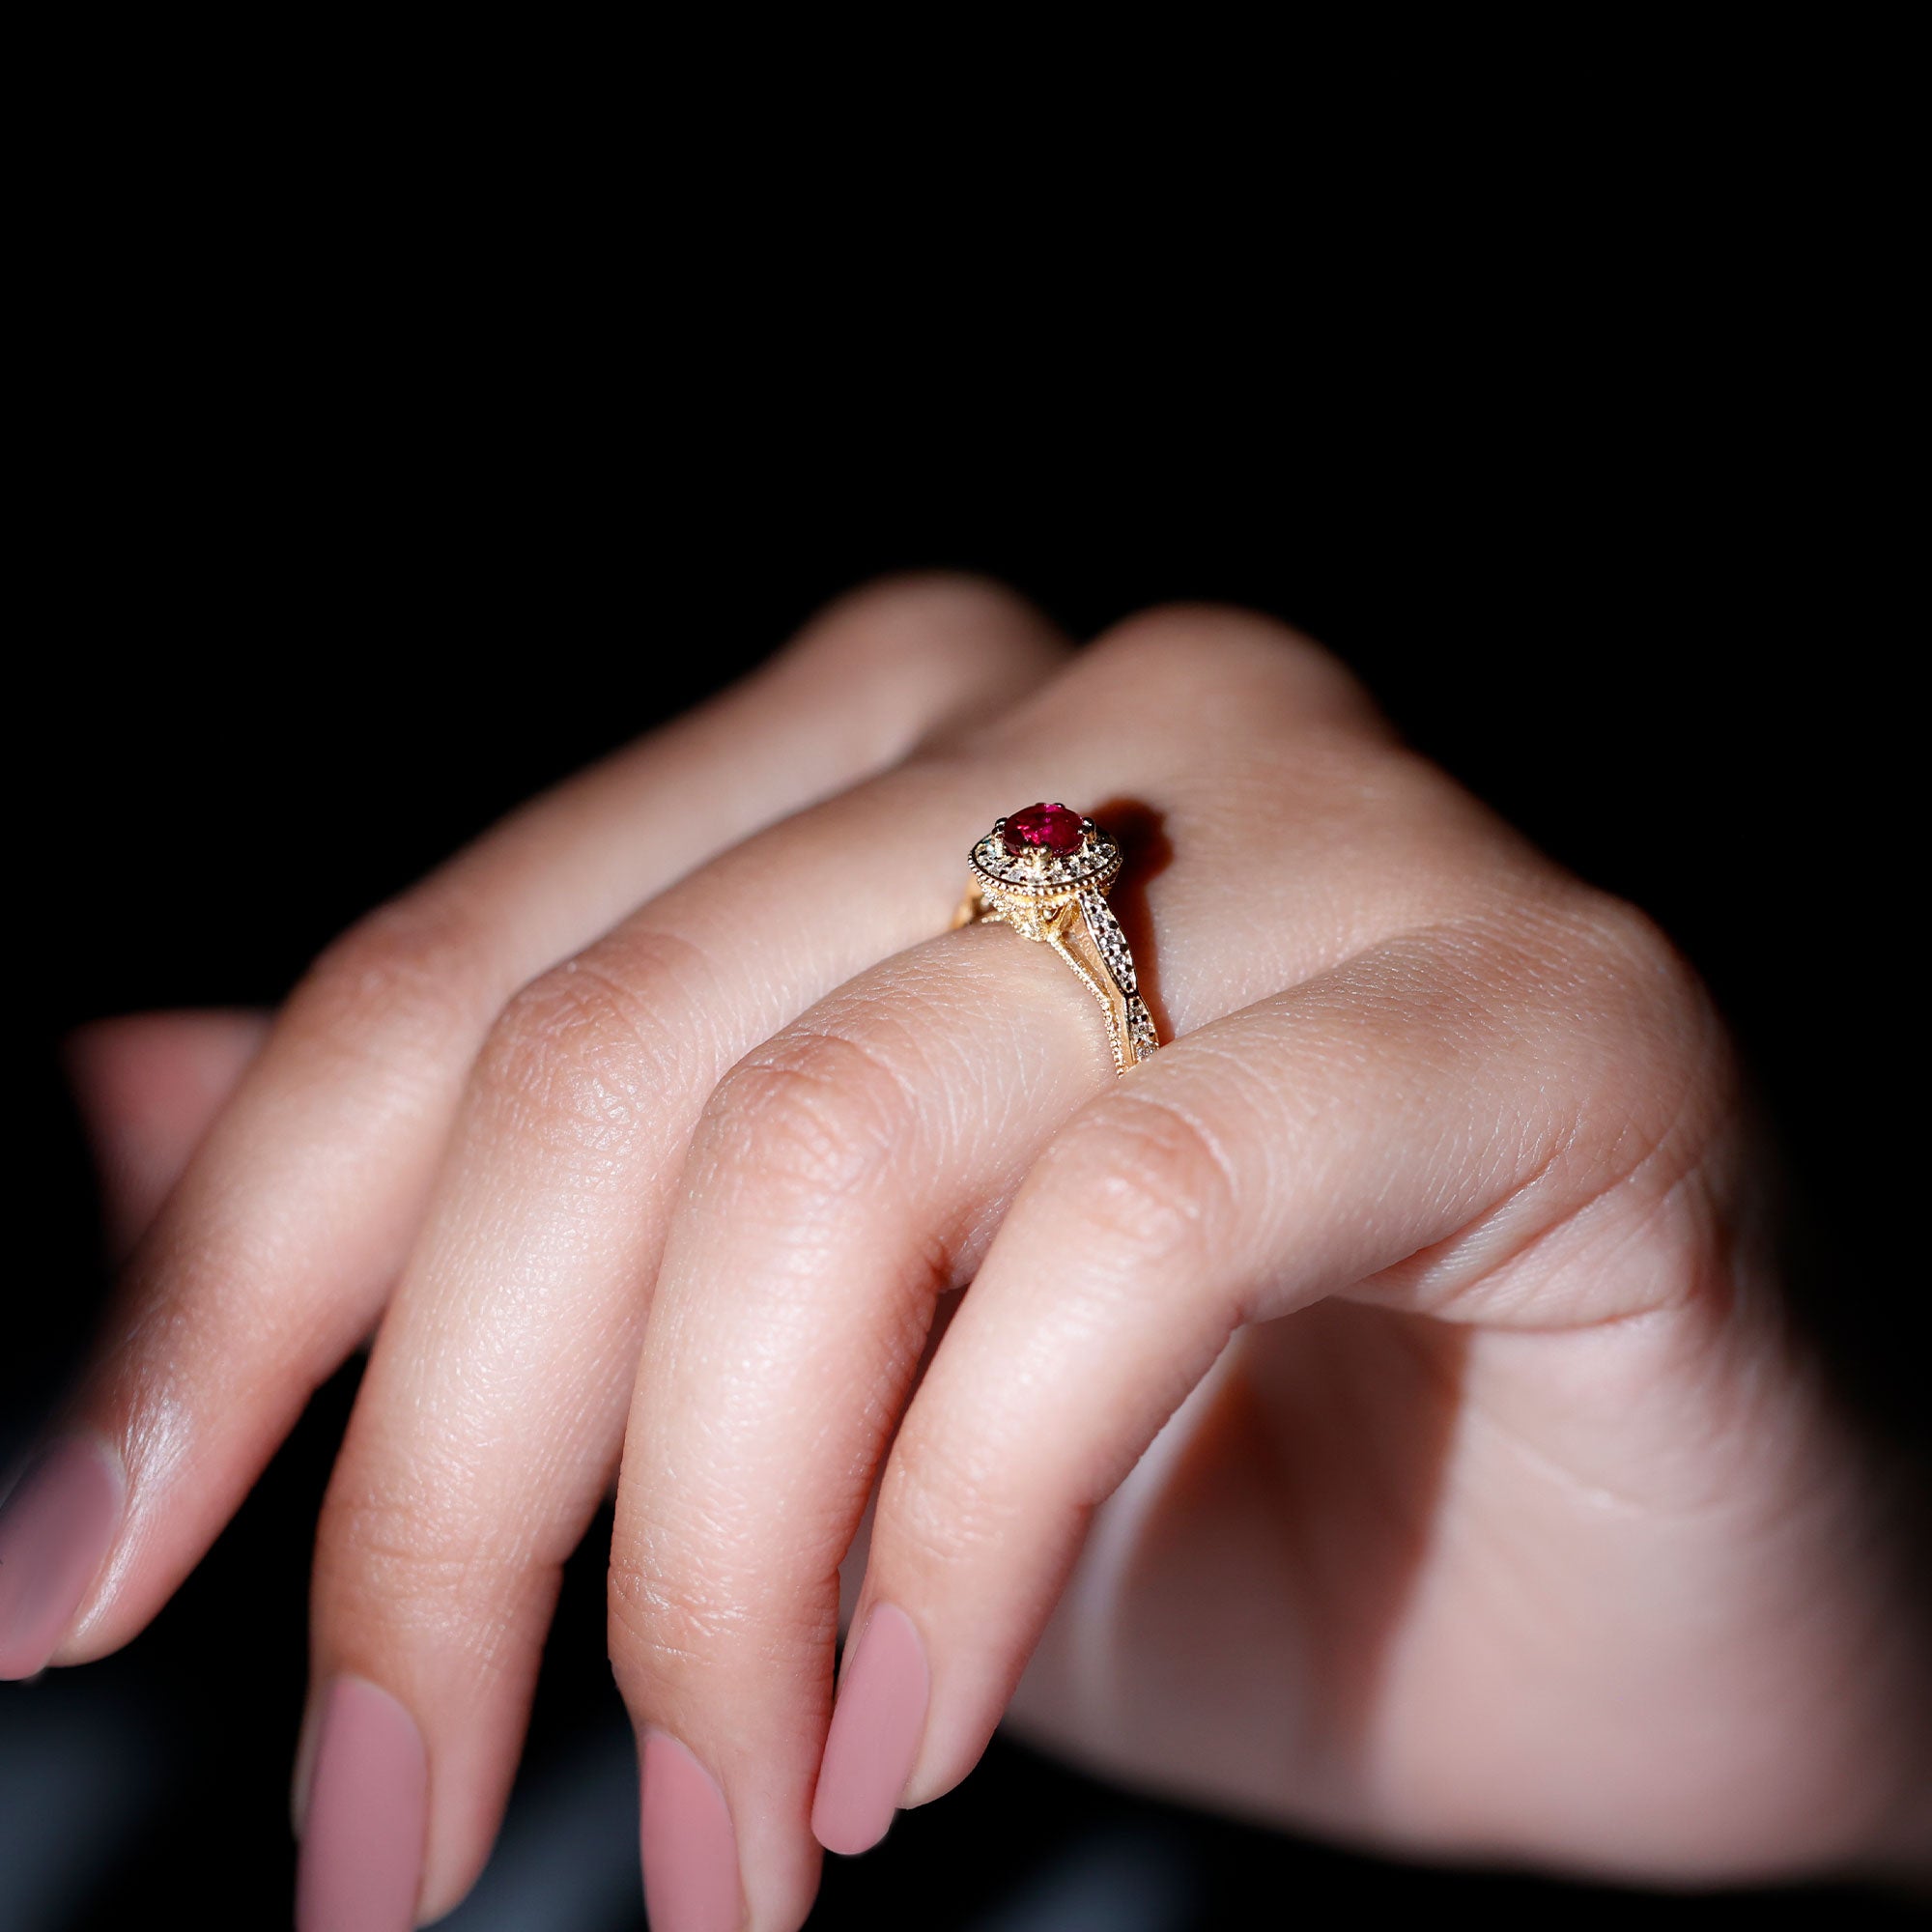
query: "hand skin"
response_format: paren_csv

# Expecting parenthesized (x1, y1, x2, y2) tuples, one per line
(12, 580, 1928, 1930)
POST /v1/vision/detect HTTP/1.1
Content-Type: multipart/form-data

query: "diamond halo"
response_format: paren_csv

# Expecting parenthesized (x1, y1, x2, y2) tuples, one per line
(955, 803, 1157, 1073)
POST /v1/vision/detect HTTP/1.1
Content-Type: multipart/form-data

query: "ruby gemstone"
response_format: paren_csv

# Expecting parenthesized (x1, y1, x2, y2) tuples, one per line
(1005, 802, 1085, 855)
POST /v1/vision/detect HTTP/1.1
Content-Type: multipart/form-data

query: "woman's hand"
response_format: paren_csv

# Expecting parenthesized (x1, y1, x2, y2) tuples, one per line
(8, 581, 1925, 1932)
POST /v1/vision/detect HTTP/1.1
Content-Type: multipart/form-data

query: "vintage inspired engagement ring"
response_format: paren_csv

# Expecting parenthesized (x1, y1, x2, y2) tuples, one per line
(952, 802, 1159, 1075)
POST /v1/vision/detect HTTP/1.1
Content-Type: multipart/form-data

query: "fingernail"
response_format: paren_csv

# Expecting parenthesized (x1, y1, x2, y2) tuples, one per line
(640, 1729, 741, 1932)
(295, 1677, 427, 1932)
(811, 1604, 930, 1856)
(0, 1432, 126, 1680)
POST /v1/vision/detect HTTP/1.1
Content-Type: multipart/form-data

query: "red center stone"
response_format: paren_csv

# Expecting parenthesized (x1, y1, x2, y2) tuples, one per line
(1006, 802, 1084, 854)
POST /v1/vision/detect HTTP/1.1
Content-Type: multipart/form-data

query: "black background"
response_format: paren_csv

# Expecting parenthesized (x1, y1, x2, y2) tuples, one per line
(6, 244, 1922, 1932)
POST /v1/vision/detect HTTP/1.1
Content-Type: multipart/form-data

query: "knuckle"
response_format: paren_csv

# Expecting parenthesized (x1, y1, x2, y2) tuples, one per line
(696, 1025, 918, 1210)
(293, 897, 485, 1055)
(877, 1434, 1030, 1577)
(470, 946, 681, 1161)
(1085, 604, 1379, 725)
(607, 1541, 833, 1702)
(1574, 891, 1737, 1144)
(1043, 1090, 1239, 1270)
(794, 571, 1048, 679)
(606, 1550, 729, 1678)
(777, 573, 1062, 755)
(316, 1471, 521, 1635)
(1452, 889, 1738, 1197)
(1532, 889, 1726, 1078)
(1572, 890, 1707, 1019)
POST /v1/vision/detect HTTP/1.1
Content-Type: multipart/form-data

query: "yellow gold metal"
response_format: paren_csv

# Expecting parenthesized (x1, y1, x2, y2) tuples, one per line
(953, 810, 1159, 1075)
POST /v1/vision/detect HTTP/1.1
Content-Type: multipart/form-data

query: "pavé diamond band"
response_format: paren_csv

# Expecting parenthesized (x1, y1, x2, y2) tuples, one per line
(952, 802, 1160, 1075)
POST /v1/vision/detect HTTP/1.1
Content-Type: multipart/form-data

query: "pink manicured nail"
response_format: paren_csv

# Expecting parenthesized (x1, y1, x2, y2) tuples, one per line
(811, 1604, 930, 1856)
(640, 1730, 741, 1932)
(0, 1433, 125, 1680)
(295, 1677, 427, 1932)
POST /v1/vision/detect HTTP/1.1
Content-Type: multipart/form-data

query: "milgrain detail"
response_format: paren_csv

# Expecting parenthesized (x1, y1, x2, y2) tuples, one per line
(969, 829, 1123, 896)
(954, 808, 1161, 1076)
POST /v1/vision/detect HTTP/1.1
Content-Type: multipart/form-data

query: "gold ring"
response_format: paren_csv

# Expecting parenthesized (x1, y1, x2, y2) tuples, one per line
(952, 802, 1159, 1075)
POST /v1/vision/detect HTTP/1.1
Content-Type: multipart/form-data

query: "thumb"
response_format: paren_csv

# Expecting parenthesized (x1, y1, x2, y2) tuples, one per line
(64, 1010, 270, 1261)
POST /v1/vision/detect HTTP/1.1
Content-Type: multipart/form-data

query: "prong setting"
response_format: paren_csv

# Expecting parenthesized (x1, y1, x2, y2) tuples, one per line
(956, 804, 1158, 1072)
(970, 802, 1122, 899)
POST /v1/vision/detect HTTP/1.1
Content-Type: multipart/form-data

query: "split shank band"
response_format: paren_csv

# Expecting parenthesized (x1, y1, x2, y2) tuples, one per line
(952, 802, 1160, 1076)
